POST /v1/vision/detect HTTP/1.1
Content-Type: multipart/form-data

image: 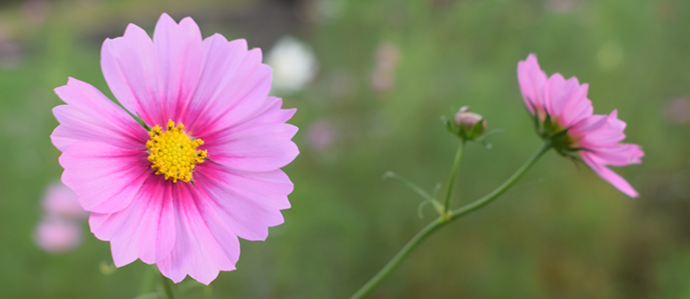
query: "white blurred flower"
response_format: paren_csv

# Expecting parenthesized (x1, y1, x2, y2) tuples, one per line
(266, 36, 318, 94)
(34, 217, 82, 254)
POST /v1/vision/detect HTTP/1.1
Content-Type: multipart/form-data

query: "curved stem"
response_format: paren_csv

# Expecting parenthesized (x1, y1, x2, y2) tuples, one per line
(443, 140, 465, 214)
(349, 218, 445, 299)
(349, 141, 551, 299)
(450, 140, 552, 218)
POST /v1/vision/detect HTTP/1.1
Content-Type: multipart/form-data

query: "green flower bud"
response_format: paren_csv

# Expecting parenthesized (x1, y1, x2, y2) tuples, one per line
(453, 106, 486, 140)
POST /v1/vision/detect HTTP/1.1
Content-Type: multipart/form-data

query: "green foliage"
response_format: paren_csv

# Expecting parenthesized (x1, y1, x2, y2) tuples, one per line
(0, 0, 687, 298)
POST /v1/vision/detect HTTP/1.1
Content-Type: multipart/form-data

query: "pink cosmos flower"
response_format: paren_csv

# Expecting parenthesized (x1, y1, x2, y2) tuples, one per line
(34, 181, 85, 254)
(42, 181, 87, 220)
(34, 217, 82, 254)
(517, 54, 643, 197)
(306, 119, 336, 151)
(51, 13, 298, 284)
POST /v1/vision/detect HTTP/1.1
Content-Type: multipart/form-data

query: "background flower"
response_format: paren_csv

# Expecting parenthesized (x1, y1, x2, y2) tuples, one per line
(370, 42, 401, 94)
(266, 35, 318, 95)
(33, 181, 85, 254)
(34, 217, 82, 254)
(41, 181, 87, 220)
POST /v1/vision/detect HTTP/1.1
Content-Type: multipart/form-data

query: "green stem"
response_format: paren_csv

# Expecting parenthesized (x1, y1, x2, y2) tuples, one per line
(443, 140, 465, 214)
(349, 141, 551, 299)
(349, 218, 445, 299)
(384, 171, 443, 213)
(449, 140, 552, 218)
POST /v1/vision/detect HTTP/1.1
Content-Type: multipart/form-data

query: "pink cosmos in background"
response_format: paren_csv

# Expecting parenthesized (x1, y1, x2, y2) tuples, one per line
(370, 42, 401, 94)
(51, 13, 298, 284)
(42, 181, 88, 220)
(34, 181, 85, 254)
(34, 217, 82, 254)
(517, 54, 644, 197)
(306, 119, 336, 152)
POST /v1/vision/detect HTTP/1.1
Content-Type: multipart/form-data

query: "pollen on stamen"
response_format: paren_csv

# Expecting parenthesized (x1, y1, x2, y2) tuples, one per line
(146, 120, 207, 183)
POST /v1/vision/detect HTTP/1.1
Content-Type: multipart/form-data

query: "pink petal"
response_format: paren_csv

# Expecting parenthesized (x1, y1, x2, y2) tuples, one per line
(585, 143, 644, 166)
(569, 114, 608, 136)
(194, 161, 291, 241)
(182, 35, 272, 136)
(544, 74, 590, 127)
(157, 183, 238, 285)
(517, 54, 548, 114)
(560, 85, 593, 127)
(59, 141, 150, 213)
(101, 22, 164, 126)
(202, 97, 299, 172)
(51, 77, 148, 151)
(89, 175, 175, 266)
(606, 110, 627, 131)
(577, 111, 628, 146)
(153, 13, 203, 123)
(581, 152, 639, 197)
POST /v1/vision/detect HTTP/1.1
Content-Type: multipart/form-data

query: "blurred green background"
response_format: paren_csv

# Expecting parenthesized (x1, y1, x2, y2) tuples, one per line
(0, 0, 688, 298)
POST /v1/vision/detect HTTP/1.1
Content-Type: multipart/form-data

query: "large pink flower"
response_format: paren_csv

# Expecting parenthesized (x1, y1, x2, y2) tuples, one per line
(51, 13, 298, 284)
(517, 54, 643, 197)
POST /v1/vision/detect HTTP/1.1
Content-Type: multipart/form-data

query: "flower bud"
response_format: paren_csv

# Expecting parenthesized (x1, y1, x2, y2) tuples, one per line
(453, 106, 486, 140)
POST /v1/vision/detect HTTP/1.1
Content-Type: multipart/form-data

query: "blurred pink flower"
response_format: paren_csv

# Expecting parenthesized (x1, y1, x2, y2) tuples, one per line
(662, 97, 690, 124)
(374, 43, 400, 72)
(370, 42, 401, 93)
(306, 119, 336, 151)
(0, 40, 22, 69)
(51, 13, 298, 284)
(22, 0, 51, 26)
(42, 181, 87, 220)
(34, 217, 82, 254)
(518, 54, 644, 197)
(547, 0, 578, 13)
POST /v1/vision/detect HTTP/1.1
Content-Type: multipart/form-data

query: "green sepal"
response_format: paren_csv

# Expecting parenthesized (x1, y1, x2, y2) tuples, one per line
(526, 104, 542, 134)
(463, 118, 485, 140)
(541, 114, 555, 137)
(442, 115, 485, 141)
(441, 116, 460, 136)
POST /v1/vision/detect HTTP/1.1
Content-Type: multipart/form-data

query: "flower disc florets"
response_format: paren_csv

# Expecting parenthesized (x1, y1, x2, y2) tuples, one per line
(146, 120, 207, 183)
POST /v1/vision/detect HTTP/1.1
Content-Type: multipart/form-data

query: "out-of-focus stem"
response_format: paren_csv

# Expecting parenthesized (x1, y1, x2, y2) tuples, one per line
(443, 140, 465, 215)
(349, 140, 551, 299)
(449, 140, 551, 218)
(348, 218, 445, 299)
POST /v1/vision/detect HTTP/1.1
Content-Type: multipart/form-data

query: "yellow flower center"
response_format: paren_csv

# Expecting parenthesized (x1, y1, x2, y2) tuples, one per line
(146, 120, 207, 183)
